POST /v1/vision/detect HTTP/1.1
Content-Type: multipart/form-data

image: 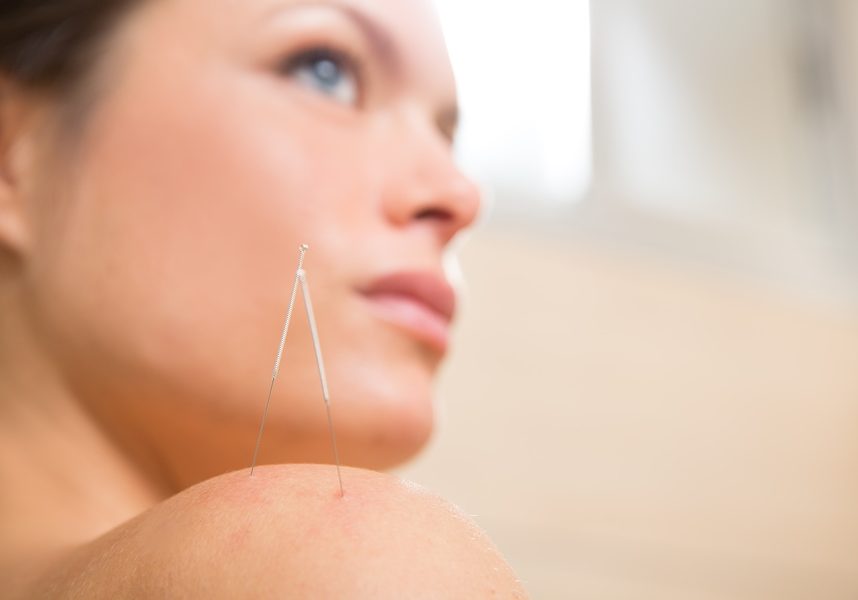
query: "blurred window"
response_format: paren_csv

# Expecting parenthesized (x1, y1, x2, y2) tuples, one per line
(435, 0, 593, 206)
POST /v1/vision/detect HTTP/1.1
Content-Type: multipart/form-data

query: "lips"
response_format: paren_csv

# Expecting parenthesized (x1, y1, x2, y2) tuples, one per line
(360, 271, 456, 352)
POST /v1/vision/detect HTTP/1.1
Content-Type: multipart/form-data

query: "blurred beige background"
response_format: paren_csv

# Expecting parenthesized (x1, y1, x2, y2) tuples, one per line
(401, 227, 858, 598)
(401, 0, 858, 597)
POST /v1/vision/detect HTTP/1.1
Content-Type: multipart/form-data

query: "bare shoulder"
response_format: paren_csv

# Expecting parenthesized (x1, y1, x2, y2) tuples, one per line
(31, 465, 528, 599)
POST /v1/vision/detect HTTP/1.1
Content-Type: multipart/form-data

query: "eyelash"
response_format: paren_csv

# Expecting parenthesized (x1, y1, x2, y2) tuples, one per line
(279, 45, 364, 105)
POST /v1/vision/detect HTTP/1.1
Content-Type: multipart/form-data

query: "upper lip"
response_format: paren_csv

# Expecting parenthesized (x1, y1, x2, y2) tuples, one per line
(360, 271, 456, 322)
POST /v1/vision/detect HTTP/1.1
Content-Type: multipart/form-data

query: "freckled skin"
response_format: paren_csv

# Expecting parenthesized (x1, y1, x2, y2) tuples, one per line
(30, 466, 528, 599)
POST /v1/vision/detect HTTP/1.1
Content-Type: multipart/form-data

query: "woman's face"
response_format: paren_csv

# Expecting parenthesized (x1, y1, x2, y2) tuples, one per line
(22, 0, 479, 486)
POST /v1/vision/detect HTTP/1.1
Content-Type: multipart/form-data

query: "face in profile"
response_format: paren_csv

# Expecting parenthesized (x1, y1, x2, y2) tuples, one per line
(20, 0, 480, 485)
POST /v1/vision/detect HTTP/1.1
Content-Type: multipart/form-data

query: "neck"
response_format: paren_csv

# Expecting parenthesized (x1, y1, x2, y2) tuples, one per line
(0, 298, 166, 566)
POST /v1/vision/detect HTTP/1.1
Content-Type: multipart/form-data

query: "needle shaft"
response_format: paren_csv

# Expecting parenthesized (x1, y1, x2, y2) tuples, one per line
(299, 269, 344, 496)
(249, 244, 306, 476)
(249, 244, 344, 497)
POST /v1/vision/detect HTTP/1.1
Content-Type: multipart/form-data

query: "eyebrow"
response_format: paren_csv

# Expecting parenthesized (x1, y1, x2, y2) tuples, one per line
(259, 1, 400, 72)
(260, 0, 461, 143)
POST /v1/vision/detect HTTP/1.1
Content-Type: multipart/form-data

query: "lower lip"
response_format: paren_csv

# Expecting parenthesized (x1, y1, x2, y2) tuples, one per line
(362, 293, 451, 352)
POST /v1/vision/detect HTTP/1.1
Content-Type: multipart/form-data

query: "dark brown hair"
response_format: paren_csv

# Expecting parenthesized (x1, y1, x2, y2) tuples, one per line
(0, 0, 140, 92)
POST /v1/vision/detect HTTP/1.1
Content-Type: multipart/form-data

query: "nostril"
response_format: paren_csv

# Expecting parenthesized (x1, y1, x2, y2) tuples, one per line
(415, 207, 452, 221)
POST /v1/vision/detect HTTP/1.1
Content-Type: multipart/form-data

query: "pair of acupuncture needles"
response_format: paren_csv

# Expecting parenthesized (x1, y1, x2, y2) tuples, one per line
(249, 244, 344, 496)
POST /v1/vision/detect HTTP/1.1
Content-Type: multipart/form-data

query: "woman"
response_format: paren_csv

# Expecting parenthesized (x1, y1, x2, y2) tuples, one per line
(0, 0, 527, 596)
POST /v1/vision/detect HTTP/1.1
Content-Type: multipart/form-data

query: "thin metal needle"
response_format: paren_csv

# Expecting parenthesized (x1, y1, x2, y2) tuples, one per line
(299, 268, 345, 497)
(250, 244, 307, 476)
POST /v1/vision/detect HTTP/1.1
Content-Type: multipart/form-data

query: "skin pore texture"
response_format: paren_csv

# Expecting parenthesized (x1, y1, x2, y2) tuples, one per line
(30, 466, 527, 599)
(0, 0, 528, 596)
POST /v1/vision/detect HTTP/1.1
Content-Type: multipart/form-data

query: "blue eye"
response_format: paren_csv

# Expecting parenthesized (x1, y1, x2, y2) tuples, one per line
(284, 49, 359, 106)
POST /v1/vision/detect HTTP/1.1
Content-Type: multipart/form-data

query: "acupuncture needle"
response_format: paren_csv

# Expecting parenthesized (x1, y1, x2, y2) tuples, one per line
(249, 244, 305, 476)
(298, 266, 345, 496)
(249, 244, 345, 496)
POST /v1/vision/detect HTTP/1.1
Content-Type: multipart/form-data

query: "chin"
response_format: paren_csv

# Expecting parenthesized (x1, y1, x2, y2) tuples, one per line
(311, 337, 441, 469)
(239, 369, 437, 473)
(338, 384, 437, 470)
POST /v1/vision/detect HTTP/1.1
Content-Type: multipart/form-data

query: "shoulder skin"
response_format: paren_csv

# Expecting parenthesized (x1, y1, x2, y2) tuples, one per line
(25, 464, 529, 599)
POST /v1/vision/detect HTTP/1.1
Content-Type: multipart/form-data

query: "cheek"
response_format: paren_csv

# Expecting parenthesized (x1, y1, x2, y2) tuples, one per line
(26, 64, 438, 469)
(35, 78, 370, 404)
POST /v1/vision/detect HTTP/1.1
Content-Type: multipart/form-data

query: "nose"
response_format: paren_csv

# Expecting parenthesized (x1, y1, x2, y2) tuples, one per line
(381, 111, 482, 247)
